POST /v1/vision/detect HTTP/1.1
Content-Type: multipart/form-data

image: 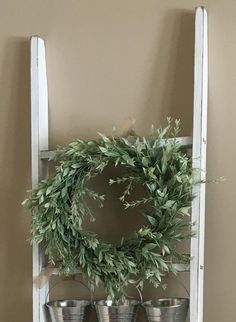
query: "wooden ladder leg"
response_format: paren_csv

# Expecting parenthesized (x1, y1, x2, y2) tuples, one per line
(190, 6, 208, 322)
(31, 36, 49, 322)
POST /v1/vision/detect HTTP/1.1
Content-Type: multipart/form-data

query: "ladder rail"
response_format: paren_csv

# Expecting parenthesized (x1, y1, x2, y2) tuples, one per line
(190, 7, 208, 322)
(31, 36, 49, 322)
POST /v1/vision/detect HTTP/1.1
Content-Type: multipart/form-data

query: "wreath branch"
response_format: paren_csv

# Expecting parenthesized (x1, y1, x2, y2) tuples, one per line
(23, 118, 195, 300)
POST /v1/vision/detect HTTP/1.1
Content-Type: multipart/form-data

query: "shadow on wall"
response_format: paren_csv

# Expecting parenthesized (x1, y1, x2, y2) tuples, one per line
(0, 37, 32, 322)
(0, 8, 195, 322)
(46, 9, 195, 322)
(139, 9, 194, 136)
(138, 10, 194, 322)
(139, 11, 194, 322)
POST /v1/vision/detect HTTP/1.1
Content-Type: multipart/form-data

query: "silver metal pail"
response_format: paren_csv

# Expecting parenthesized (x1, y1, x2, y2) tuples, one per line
(46, 299, 90, 322)
(95, 299, 139, 322)
(142, 298, 189, 322)
(45, 279, 92, 322)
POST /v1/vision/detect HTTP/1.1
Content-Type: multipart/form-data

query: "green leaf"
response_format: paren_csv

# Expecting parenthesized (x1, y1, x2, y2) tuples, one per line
(21, 199, 29, 207)
(63, 167, 70, 177)
(98, 132, 110, 142)
(143, 243, 157, 251)
(142, 157, 149, 167)
(99, 147, 107, 153)
(163, 200, 175, 209)
(146, 215, 157, 226)
(39, 195, 44, 204)
(61, 187, 67, 198)
(46, 186, 53, 195)
(99, 252, 103, 263)
(178, 207, 190, 216)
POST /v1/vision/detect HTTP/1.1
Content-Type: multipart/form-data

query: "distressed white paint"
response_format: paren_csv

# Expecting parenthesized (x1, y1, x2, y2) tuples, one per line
(31, 36, 49, 322)
(190, 7, 208, 322)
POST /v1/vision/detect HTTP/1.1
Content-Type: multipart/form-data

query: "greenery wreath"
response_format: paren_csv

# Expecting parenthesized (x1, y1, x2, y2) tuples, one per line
(23, 119, 195, 300)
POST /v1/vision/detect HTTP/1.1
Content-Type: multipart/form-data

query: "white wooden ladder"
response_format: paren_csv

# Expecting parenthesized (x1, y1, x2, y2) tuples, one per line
(30, 6, 208, 322)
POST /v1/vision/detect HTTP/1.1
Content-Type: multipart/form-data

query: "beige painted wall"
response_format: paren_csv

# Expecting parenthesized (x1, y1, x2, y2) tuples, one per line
(0, 0, 234, 321)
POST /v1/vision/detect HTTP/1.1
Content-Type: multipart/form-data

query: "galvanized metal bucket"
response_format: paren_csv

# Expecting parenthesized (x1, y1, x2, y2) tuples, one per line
(95, 299, 139, 322)
(46, 299, 90, 322)
(142, 298, 189, 322)
(45, 279, 92, 322)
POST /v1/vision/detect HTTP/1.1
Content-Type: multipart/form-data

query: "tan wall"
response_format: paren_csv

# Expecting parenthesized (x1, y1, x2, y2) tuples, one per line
(0, 0, 234, 321)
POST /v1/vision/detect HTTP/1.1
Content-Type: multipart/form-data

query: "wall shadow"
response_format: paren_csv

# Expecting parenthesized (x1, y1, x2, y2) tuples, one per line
(0, 37, 32, 321)
(140, 9, 195, 137)
(137, 10, 195, 321)
(0, 8, 195, 322)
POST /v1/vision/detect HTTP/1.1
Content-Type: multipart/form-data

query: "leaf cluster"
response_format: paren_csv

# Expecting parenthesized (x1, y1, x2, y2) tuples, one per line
(23, 118, 195, 300)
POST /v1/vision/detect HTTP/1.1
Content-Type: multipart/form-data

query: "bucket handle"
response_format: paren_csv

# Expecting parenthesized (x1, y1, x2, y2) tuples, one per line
(136, 286, 143, 303)
(129, 277, 189, 304)
(174, 276, 189, 297)
(165, 275, 190, 297)
(124, 285, 143, 304)
(45, 277, 93, 304)
(124, 276, 189, 304)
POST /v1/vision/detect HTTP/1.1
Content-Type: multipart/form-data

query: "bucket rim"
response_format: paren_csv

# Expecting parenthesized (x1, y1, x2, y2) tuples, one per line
(45, 299, 91, 308)
(95, 299, 139, 307)
(142, 297, 189, 308)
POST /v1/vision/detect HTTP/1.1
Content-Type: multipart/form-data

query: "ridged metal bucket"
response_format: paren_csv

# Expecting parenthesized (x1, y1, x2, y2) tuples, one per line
(95, 299, 139, 322)
(46, 299, 90, 322)
(142, 298, 189, 322)
(45, 279, 92, 322)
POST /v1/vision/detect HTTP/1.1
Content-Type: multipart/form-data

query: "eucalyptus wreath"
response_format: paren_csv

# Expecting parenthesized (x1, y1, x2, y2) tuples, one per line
(23, 119, 195, 300)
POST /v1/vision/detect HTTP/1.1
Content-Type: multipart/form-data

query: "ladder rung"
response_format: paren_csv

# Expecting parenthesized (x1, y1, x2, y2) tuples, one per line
(43, 264, 189, 276)
(51, 267, 81, 275)
(173, 263, 190, 272)
(40, 136, 192, 160)
(171, 136, 192, 147)
(40, 150, 55, 159)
